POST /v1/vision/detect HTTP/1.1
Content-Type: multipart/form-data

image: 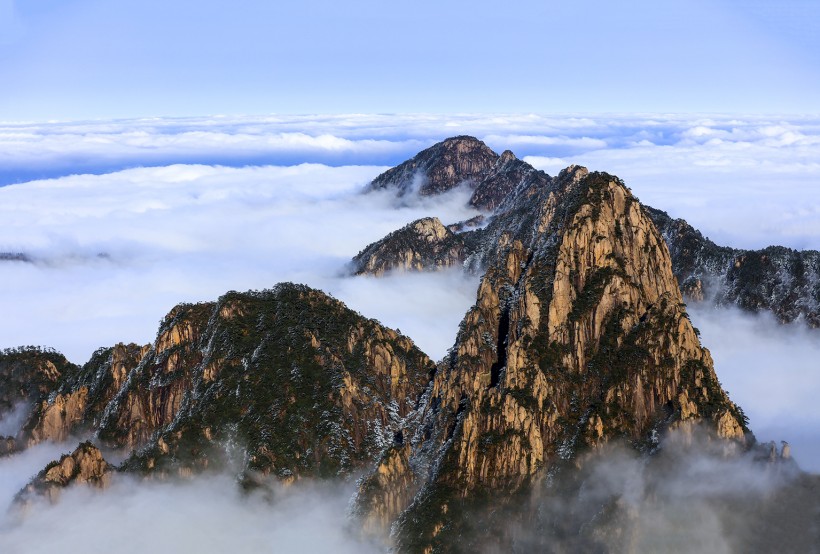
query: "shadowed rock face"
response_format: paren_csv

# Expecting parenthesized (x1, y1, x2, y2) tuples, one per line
(355, 168, 748, 551)
(367, 136, 550, 211)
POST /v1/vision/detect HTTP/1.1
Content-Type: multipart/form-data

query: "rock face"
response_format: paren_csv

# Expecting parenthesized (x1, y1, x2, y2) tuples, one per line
(355, 167, 748, 551)
(647, 206, 820, 327)
(351, 217, 472, 276)
(368, 136, 550, 211)
(22, 343, 149, 446)
(16, 441, 110, 504)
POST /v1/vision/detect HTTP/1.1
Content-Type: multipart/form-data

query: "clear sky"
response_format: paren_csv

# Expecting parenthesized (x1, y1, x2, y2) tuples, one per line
(1, 0, 819, 121)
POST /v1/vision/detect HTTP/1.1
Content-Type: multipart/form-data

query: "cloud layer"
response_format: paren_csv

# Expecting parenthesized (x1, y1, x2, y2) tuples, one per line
(0, 462, 379, 553)
(0, 163, 480, 363)
(2, 114, 818, 249)
(689, 305, 820, 472)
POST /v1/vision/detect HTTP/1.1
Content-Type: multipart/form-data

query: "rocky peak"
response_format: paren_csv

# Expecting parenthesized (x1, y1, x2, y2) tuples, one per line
(16, 441, 111, 505)
(498, 149, 516, 164)
(351, 217, 472, 276)
(367, 135, 553, 211)
(355, 169, 748, 550)
(369, 135, 499, 198)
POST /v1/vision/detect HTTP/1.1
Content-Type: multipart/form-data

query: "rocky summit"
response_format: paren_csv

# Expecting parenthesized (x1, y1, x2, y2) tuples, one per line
(368, 135, 549, 211)
(3, 284, 434, 488)
(1, 136, 818, 553)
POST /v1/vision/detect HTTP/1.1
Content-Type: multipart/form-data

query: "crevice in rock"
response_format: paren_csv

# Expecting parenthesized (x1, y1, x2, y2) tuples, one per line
(489, 308, 510, 388)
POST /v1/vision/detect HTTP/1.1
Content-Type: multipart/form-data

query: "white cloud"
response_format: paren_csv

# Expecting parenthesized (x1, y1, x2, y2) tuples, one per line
(689, 304, 820, 473)
(0, 471, 379, 554)
(0, 441, 72, 516)
(0, 163, 480, 363)
(2, 113, 818, 248)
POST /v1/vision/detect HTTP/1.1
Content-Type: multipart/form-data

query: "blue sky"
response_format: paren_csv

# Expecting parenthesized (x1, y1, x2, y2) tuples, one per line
(1, 0, 819, 120)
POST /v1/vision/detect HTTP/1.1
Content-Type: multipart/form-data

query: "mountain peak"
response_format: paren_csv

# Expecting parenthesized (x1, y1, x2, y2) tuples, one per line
(369, 135, 499, 200)
(368, 135, 552, 211)
(355, 165, 749, 550)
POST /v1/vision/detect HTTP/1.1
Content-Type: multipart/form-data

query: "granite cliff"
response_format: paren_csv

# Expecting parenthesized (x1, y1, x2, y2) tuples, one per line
(354, 165, 749, 551)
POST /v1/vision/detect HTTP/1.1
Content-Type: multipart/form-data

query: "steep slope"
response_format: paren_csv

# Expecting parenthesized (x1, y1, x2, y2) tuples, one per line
(355, 168, 748, 551)
(367, 136, 550, 211)
(22, 343, 149, 445)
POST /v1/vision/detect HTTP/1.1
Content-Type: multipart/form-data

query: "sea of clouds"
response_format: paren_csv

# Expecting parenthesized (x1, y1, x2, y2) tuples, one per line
(0, 114, 818, 549)
(2, 113, 818, 248)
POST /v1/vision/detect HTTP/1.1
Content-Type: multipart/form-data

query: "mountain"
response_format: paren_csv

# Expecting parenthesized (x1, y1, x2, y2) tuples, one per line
(3, 284, 434, 487)
(368, 136, 549, 211)
(359, 136, 820, 328)
(2, 136, 817, 552)
(353, 164, 750, 551)
(647, 206, 820, 326)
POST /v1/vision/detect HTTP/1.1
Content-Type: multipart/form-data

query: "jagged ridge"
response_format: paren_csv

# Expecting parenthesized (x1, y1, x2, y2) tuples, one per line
(359, 137, 820, 328)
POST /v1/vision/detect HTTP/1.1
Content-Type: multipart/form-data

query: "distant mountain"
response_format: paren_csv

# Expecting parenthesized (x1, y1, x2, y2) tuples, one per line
(368, 135, 549, 211)
(359, 136, 820, 328)
(647, 206, 820, 326)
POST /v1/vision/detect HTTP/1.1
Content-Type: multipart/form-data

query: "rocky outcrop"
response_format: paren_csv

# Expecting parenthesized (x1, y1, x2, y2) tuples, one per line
(647, 206, 820, 326)
(355, 168, 748, 551)
(351, 217, 472, 276)
(16, 441, 111, 504)
(85, 283, 436, 482)
(367, 136, 550, 211)
(22, 342, 149, 446)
